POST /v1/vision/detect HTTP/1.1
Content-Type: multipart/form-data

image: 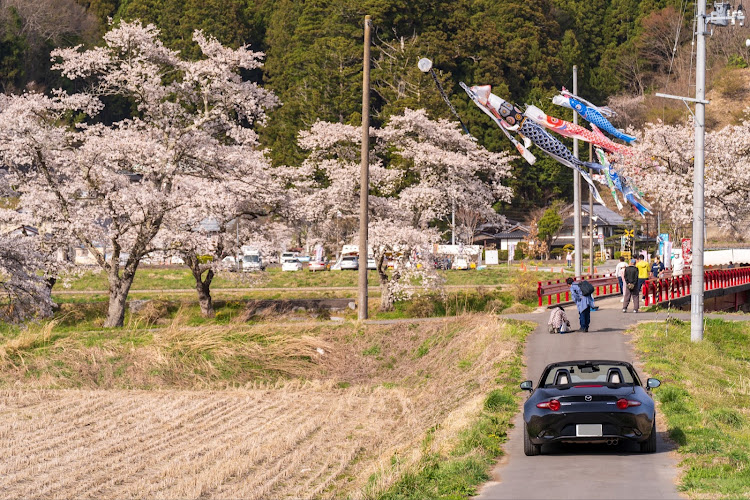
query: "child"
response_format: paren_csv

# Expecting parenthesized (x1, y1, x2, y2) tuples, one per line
(548, 306, 571, 334)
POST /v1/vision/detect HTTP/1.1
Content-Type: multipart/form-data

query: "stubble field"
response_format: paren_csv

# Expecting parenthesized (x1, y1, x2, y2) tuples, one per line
(0, 315, 529, 499)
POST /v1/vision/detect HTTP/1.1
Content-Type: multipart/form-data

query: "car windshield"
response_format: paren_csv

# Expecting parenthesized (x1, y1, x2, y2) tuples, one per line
(243, 255, 259, 262)
(540, 362, 639, 387)
(343, 257, 356, 261)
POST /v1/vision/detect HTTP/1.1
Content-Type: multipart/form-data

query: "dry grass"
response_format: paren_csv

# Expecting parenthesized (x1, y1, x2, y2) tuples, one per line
(0, 314, 523, 499)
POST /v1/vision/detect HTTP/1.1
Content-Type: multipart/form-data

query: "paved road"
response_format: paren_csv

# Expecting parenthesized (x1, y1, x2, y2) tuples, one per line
(476, 295, 710, 500)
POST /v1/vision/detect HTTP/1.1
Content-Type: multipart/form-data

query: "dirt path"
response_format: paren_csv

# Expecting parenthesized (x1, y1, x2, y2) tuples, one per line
(53, 284, 509, 295)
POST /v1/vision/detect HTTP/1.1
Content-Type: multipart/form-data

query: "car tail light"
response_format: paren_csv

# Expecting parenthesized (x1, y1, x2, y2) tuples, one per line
(536, 399, 561, 411)
(616, 398, 641, 409)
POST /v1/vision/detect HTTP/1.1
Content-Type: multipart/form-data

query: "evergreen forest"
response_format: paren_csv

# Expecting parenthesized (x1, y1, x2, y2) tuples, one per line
(2, 0, 745, 215)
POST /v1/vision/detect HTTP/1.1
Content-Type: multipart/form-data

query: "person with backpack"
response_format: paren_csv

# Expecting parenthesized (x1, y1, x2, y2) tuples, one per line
(623, 258, 640, 313)
(566, 277, 595, 332)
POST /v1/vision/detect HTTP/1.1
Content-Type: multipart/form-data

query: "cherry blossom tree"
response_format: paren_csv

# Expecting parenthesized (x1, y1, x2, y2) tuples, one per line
(0, 20, 278, 327)
(0, 232, 53, 321)
(619, 120, 750, 238)
(292, 108, 514, 310)
(0, 166, 79, 321)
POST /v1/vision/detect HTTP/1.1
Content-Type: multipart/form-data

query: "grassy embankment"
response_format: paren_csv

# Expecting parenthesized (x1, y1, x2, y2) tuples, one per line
(632, 318, 750, 498)
(57, 265, 565, 294)
(0, 314, 532, 499)
(24, 264, 551, 333)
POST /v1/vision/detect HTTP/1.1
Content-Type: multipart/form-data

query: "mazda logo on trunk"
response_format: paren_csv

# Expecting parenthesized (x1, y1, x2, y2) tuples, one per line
(585, 395, 592, 401)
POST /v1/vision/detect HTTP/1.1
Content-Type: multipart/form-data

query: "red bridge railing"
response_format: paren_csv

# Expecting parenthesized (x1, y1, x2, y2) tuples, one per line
(537, 274, 620, 307)
(538, 266, 750, 308)
(642, 266, 750, 306)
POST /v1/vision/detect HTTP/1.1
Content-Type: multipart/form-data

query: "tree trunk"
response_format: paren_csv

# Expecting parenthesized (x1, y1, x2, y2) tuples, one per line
(187, 255, 215, 318)
(380, 283, 395, 311)
(195, 270, 215, 318)
(376, 253, 394, 311)
(104, 278, 133, 327)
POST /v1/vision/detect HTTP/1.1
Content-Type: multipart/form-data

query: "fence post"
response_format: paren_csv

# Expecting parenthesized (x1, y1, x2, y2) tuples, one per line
(538, 282, 543, 307)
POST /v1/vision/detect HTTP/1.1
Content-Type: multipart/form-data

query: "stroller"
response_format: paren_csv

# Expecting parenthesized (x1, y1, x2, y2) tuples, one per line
(547, 306, 571, 334)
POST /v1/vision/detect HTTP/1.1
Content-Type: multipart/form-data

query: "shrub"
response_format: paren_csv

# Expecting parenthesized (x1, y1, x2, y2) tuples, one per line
(133, 299, 170, 324)
(406, 296, 437, 317)
(498, 250, 508, 261)
(509, 271, 539, 302)
(714, 68, 747, 99)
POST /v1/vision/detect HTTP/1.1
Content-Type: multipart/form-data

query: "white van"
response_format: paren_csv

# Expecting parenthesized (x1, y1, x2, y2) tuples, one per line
(242, 253, 265, 271)
(280, 251, 299, 264)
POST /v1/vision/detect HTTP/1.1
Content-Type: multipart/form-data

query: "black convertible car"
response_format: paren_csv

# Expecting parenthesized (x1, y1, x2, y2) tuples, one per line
(520, 360, 661, 456)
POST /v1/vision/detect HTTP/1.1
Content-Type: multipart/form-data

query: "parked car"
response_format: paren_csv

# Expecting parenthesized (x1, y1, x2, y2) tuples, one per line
(452, 257, 469, 270)
(520, 360, 661, 456)
(308, 260, 329, 272)
(367, 258, 377, 270)
(280, 251, 299, 264)
(339, 255, 359, 270)
(222, 255, 238, 271)
(281, 259, 303, 272)
(241, 253, 265, 271)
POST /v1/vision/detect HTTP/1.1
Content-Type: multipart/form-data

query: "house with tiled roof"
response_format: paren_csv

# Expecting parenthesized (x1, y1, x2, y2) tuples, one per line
(553, 203, 630, 256)
(473, 221, 530, 250)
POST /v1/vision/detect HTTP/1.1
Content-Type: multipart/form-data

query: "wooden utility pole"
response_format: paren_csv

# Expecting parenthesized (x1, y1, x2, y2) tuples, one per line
(358, 15, 371, 320)
(573, 66, 582, 278)
(589, 143, 594, 273)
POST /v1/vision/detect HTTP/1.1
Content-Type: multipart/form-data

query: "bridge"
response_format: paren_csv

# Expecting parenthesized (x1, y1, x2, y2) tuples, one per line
(538, 266, 750, 312)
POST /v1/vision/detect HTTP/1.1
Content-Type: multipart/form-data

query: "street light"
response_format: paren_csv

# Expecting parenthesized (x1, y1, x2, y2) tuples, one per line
(655, 2, 745, 342)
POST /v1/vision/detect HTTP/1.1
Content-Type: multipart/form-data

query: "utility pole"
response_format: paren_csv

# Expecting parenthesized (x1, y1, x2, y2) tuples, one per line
(573, 66, 582, 278)
(451, 199, 456, 245)
(691, 3, 706, 342)
(589, 142, 594, 273)
(235, 216, 240, 272)
(655, 2, 744, 341)
(358, 15, 371, 320)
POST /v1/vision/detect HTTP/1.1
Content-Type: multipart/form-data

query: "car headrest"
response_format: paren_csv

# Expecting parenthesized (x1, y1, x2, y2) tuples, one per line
(607, 368, 623, 384)
(554, 369, 571, 385)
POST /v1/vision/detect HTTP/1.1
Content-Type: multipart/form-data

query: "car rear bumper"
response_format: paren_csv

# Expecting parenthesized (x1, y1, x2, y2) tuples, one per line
(527, 412, 654, 445)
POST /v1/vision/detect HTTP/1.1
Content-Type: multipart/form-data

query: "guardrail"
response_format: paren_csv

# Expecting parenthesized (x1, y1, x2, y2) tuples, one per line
(538, 274, 620, 307)
(642, 266, 750, 306)
(538, 266, 750, 308)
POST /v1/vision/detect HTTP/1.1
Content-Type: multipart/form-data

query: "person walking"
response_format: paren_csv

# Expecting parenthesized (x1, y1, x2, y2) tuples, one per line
(566, 277, 594, 332)
(623, 258, 640, 313)
(672, 253, 684, 277)
(651, 256, 665, 278)
(615, 256, 627, 301)
(566, 251, 572, 267)
(636, 254, 649, 291)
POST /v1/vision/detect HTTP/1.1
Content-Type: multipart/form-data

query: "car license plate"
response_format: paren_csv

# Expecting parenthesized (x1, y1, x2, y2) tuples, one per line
(576, 424, 603, 437)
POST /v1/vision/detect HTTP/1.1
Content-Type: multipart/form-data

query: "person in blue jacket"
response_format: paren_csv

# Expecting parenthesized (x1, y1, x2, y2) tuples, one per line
(651, 256, 665, 278)
(566, 277, 595, 332)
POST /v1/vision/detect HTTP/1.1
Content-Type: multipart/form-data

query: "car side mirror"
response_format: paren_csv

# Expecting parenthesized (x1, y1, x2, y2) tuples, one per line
(646, 378, 661, 389)
(520, 380, 533, 391)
